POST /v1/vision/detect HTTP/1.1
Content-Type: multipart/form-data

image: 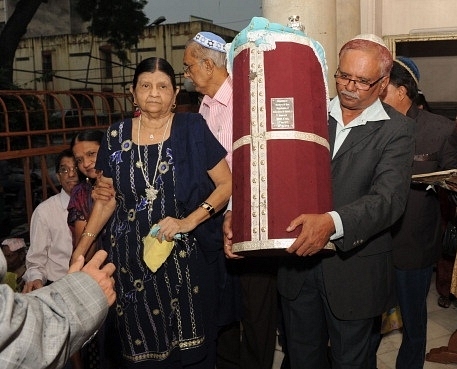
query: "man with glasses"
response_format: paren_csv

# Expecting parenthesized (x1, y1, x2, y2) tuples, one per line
(277, 34, 415, 369)
(23, 149, 80, 291)
(183, 32, 279, 369)
(183, 32, 239, 369)
(183, 31, 233, 168)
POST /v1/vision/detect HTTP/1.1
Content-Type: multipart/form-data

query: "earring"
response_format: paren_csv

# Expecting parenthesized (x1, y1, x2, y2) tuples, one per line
(172, 103, 177, 110)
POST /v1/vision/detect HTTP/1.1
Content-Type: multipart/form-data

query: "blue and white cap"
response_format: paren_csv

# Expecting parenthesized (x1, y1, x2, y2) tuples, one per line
(193, 32, 227, 53)
(395, 56, 420, 85)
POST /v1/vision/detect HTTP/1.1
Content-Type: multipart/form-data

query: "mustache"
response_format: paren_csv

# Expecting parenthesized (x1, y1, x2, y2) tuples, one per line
(340, 90, 359, 100)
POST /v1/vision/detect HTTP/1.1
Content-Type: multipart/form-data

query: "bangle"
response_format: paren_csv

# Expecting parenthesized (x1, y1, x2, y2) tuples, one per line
(199, 201, 215, 216)
(81, 232, 97, 238)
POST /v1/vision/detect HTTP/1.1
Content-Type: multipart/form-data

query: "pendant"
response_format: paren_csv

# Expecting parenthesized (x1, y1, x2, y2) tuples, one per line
(145, 185, 158, 204)
(149, 134, 154, 140)
(136, 161, 142, 168)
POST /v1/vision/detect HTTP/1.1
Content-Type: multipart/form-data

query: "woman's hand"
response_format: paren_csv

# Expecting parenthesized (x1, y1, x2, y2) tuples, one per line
(92, 174, 115, 202)
(156, 217, 195, 241)
(72, 174, 116, 265)
(22, 279, 44, 293)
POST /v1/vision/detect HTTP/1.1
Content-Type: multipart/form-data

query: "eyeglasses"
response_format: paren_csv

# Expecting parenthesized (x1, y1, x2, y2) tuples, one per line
(183, 60, 203, 74)
(58, 166, 78, 175)
(334, 71, 385, 91)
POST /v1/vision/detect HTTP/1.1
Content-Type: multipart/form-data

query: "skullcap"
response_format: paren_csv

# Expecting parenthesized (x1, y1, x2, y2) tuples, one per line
(1, 238, 26, 252)
(193, 32, 227, 53)
(351, 33, 388, 49)
(395, 56, 420, 85)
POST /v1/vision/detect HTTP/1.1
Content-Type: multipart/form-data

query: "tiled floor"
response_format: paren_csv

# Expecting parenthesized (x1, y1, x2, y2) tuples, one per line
(272, 271, 457, 369)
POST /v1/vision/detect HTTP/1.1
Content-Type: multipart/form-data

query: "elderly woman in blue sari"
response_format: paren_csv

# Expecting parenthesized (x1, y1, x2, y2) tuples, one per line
(71, 56, 232, 369)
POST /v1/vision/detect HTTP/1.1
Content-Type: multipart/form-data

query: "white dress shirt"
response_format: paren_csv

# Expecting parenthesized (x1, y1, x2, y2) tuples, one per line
(24, 189, 73, 284)
(327, 96, 391, 239)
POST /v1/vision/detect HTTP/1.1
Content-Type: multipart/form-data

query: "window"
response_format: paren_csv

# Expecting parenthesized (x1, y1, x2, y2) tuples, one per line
(99, 46, 113, 79)
(42, 51, 53, 83)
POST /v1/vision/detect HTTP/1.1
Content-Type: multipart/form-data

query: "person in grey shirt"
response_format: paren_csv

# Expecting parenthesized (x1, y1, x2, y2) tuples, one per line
(0, 249, 116, 369)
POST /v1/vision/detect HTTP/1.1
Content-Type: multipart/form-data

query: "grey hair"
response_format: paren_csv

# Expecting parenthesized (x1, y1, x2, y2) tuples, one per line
(185, 39, 227, 68)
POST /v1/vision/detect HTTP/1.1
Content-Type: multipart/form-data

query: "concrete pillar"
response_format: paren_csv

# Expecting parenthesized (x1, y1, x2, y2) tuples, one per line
(360, 0, 383, 36)
(262, 0, 362, 97)
(336, 0, 361, 53)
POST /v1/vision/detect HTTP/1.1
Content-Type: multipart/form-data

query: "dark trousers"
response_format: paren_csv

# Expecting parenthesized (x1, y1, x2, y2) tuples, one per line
(216, 257, 278, 369)
(436, 254, 455, 297)
(239, 258, 278, 369)
(369, 315, 382, 369)
(280, 261, 374, 369)
(395, 265, 433, 369)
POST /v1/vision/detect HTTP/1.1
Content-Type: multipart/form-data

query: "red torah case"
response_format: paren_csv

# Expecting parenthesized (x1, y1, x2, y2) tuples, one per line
(230, 19, 333, 255)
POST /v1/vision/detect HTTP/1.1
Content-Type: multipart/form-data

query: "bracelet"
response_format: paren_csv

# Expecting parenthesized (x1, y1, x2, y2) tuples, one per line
(81, 232, 97, 238)
(199, 201, 215, 216)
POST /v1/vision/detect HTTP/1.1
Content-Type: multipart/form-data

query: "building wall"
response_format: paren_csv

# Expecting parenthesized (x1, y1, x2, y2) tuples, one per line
(5, 0, 457, 113)
(262, 0, 456, 110)
(12, 21, 237, 95)
(380, 0, 457, 36)
(11, 20, 237, 114)
(378, 0, 457, 109)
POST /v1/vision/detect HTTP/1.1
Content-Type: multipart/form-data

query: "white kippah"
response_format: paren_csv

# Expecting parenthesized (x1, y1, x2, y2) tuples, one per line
(351, 33, 388, 49)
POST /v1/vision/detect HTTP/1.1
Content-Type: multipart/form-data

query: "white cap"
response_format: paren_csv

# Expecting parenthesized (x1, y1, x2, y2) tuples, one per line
(351, 33, 388, 49)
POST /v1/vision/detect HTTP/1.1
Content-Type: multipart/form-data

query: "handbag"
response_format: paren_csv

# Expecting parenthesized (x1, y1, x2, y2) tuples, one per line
(442, 218, 457, 257)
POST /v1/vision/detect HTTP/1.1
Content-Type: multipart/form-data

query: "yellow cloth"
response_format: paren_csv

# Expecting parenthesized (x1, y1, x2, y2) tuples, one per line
(1, 272, 19, 291)
(143, 235, 175, 273)
(381, 306, 403, 334)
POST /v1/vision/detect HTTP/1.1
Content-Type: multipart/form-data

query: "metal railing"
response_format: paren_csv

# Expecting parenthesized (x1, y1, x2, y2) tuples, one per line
(0, 90, 133, 230)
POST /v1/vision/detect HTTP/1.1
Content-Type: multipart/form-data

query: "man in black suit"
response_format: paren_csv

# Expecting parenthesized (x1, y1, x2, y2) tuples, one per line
(277, 34, 415, 369)
(379, 57, 457, 369)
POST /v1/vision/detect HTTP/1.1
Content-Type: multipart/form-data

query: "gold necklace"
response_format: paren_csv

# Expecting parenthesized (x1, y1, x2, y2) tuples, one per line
(136, 114, 171, 204)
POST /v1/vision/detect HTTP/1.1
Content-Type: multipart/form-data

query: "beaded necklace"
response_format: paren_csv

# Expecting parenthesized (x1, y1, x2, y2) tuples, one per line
(136, 114, 171, 204)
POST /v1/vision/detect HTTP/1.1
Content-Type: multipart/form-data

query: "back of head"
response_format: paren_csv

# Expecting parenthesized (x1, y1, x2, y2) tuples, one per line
(390, 57, 420, 101)
(414, 90, 431, 112)
(132, 57, 177, 90)
(340, 34, 393, 77)
(186, 32, 227, 69)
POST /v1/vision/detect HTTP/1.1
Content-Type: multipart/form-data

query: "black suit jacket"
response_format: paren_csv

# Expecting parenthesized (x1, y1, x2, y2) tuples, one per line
(278, 103, 415, 320)
(392, 104, 457, 269)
